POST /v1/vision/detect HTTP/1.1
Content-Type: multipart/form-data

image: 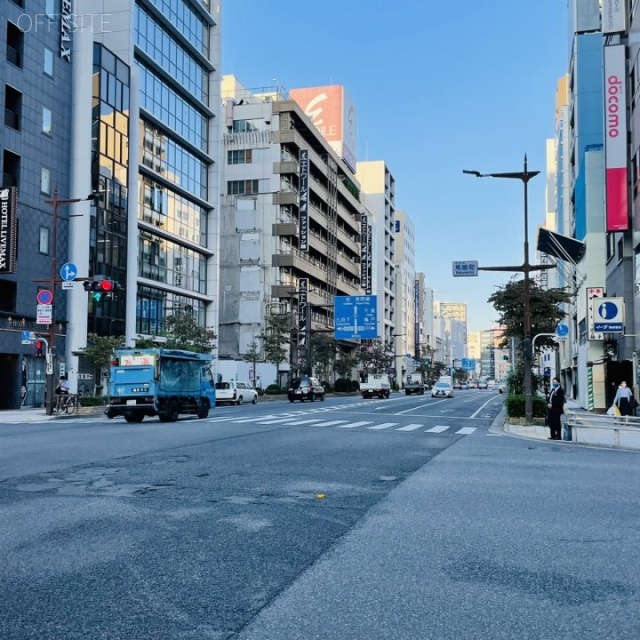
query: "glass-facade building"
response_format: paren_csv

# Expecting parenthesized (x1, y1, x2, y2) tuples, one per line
(89, 0, 221, 340)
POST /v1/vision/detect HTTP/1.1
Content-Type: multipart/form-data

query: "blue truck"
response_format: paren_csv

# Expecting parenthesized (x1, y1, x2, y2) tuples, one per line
(106, 348, 216, 423)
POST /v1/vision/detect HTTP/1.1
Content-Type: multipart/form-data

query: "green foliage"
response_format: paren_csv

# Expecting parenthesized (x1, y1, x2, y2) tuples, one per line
(334, 377, 351, 392)
(264, 384, 282, 395)
(506, 359, 543, 396)
(488, 278, 572, 350)
(334, 354, 357, 380)
(79, 395, 107, 407)
(134, 336, 156, 349)
(310, 334, 336, 379)
(504, 393, 547, 418)
(163, 312, 216, 353)
(321, 380, 334, 393)
(243, 339, 261, 365)
(359, 339, 392, 374)
(83, 333, 125, 370)
(262, 313, 291, 382)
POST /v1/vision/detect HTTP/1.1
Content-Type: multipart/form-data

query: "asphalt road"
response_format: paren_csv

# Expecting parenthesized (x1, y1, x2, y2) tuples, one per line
(1, 391, 639, 639)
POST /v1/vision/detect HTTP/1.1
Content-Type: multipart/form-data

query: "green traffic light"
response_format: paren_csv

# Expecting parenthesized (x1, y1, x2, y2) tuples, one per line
(92, 292, 102, 302)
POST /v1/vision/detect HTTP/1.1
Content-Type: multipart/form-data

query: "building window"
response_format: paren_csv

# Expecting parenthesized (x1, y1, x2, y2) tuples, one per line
(9, 0, 25, 7)
(41, 167, 51, 195)
(6, 22, 24, 68)
(42, 107, 52, 135)
(4, 86, 22, 131)
(39, 226, 50, 255)
(44, 47, 54, 76)
(2, 149, 20, 188)
(226, 180, 261, 196)
(228, 149, 253, 165)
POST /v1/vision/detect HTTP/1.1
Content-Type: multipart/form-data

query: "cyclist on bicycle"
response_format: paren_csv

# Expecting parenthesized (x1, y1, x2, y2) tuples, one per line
(55, 376, 70, 396)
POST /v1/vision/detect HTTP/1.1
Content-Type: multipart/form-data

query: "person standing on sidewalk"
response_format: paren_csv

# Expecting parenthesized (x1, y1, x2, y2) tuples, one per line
(547, 377, 565, 440)
(614, 381, 634, 420)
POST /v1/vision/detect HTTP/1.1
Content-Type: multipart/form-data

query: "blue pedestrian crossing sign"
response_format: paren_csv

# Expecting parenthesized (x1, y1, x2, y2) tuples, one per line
(60, 262, 78, 282)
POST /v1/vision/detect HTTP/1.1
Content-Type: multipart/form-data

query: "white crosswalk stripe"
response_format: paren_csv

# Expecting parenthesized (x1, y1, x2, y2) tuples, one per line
(455, 427, 477, 435)
(366, 422, 399, 430)
(396, 423, 423, 431)
(426, 425, 449, 433)
(310, 420, 350, 427)
(335, 421, 374, 429)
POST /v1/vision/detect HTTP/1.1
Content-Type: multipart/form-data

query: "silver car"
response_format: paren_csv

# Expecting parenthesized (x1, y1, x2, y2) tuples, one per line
(431, 382, 454, 398)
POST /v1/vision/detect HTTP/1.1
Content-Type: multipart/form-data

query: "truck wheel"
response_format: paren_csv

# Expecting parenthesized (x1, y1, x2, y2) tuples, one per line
(167, 401, 180, 422)
(125, 415, 144, 423)
(197, 402, 209, 419)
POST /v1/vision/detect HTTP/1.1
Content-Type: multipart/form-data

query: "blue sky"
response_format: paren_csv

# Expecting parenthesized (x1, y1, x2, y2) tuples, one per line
(222, 1, 569, 332)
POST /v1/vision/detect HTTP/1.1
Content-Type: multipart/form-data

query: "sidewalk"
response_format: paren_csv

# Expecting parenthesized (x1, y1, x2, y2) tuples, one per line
(502, 398, 640, 451)
(2, 407, 57, 423)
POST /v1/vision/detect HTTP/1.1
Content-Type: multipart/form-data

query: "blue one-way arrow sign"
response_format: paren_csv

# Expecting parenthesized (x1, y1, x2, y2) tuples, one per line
(60, 262, 78, 282)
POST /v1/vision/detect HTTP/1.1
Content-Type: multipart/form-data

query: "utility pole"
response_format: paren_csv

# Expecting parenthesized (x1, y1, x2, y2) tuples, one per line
(42, 188, 97, 415)
(463, 155, 552, 423)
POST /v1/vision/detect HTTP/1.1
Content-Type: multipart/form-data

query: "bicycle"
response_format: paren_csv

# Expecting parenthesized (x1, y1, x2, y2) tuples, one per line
(54, 393, 79, 416)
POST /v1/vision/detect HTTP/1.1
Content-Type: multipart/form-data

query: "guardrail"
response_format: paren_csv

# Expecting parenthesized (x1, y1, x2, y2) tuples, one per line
(565, 411, 640, 450)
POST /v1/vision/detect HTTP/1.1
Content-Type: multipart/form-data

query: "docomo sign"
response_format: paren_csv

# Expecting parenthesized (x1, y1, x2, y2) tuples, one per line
(604, 45, 628, 233)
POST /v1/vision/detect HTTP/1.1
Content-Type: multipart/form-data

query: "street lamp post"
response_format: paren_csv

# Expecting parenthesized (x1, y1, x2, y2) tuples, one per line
(42, 188, 98, 416)
(463, 155, 544, 423)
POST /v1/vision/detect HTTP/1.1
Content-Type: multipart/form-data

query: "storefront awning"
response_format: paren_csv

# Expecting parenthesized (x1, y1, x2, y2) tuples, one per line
(537, 228, 586, 265)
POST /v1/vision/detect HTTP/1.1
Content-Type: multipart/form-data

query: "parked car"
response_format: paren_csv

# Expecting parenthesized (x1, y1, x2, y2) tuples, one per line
(214, 380, 258, 405)
(431, 382, 454, 398)
(288, 376, 326, 402)
(460, 383, 469, 390)
(478, 381, 488, 390)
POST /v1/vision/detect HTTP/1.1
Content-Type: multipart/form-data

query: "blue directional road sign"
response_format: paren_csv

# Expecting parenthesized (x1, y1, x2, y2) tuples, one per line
(60, 262, 78, 282)
(334, 295, 377, 340)
(593, 297, 624, 332)
(461, 358, 476, 371)
(556, 323, 569, 340)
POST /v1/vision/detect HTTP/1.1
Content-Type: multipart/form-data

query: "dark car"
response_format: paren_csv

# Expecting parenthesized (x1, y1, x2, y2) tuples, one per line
(288, 376, 325, 402)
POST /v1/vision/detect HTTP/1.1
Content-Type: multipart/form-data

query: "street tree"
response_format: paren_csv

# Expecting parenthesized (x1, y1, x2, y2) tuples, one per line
(82, 333, 125, 394)
(488, 277, 571, 350)
(334, 352, 358, 380)
(310, 333, 336, 381)
(359, 339, 391, 374)
(243, 338, 261, 387)
(488, 277, 570, 397)
(163, 312, 216, 354)
(261, 313, 291, 387)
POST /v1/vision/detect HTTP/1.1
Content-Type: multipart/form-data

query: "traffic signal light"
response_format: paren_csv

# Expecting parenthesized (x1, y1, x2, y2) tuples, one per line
(83, 277, 122, 301)
(35, 340, 44, 357)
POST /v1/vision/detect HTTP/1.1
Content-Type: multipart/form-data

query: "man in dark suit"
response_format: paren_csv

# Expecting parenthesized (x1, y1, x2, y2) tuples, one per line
(547, 377, 566, 440)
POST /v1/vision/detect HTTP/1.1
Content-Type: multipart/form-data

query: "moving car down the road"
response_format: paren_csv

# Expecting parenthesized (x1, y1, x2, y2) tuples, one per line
(431, 381, 454, 398)
(215, 381, 258, 405)
(288, 376, 326, 402)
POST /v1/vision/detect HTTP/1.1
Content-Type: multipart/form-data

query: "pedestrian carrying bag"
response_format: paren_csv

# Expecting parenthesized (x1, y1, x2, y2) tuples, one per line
(606, 405, 621, 416)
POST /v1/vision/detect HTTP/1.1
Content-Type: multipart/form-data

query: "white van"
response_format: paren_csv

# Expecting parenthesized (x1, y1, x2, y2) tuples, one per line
(214, 381, 258, 405)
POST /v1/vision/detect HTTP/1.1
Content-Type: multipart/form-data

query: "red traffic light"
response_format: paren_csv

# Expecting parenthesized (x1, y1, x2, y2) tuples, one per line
(99, 279, 114, 292)
(35, 340, 44, 357)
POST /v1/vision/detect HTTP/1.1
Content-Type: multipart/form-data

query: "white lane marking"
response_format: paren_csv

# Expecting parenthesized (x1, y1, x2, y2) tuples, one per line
(366, 422, 399, 430)
(311, 420, 349, 427)
(396, 398, 448, 415)
(426, 425, 449, 433)
(231, 416, 277, 423)
(470, 395, 503, 418)
(456, 427, 477, 435)
(336, 421, 374, 429)
(396, 423, 423, 431)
